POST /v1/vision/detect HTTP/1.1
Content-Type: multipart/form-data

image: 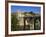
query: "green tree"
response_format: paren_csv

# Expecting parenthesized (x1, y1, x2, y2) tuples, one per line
(11, 14, 19, 31)
(29, 11, 35, 15)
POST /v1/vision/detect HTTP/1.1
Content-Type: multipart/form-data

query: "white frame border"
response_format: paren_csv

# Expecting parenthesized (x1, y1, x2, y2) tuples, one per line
(8, 3, 43, 34)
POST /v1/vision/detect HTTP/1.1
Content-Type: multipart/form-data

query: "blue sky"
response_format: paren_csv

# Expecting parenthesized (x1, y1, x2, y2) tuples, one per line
(11, 5, 41, 13)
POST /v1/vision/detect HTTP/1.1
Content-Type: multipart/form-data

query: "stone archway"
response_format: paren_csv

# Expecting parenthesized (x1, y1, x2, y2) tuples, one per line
(23, 17, 34, 30)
